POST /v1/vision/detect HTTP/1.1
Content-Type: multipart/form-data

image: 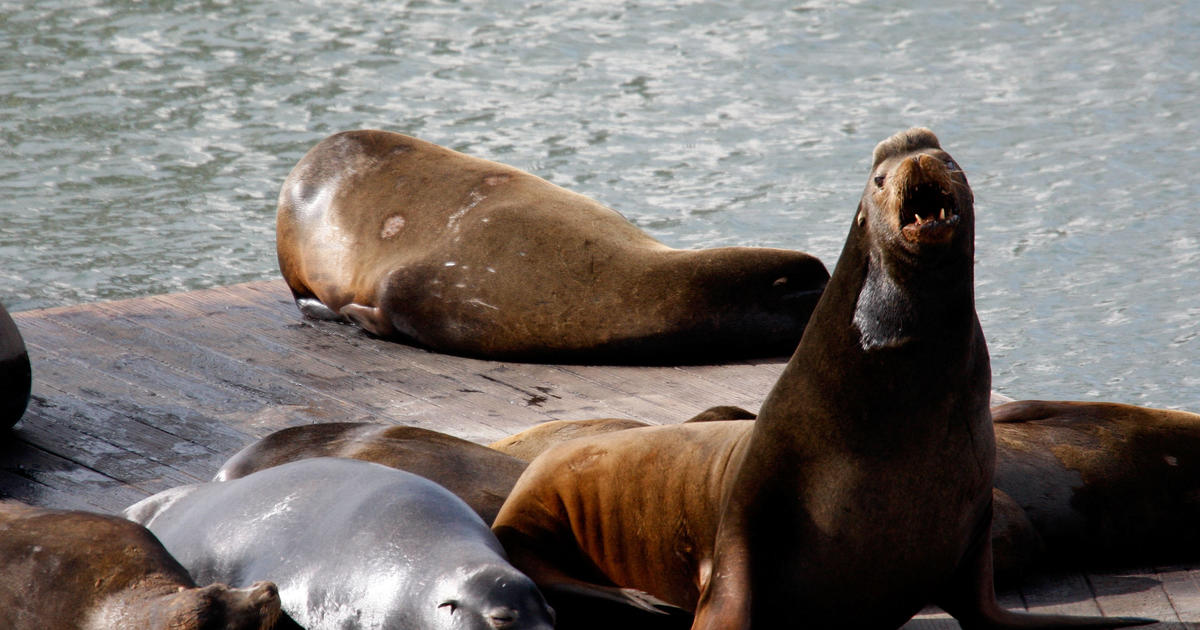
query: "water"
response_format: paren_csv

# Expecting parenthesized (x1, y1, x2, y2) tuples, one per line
(1, 0, 1197, 408)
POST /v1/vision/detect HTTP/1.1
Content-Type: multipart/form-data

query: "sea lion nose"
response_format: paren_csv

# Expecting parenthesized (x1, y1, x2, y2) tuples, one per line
(487, 606, 519, 629)
(248, 581, 279, 605)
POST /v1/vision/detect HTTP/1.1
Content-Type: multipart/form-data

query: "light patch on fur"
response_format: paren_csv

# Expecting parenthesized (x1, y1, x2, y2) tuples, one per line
(852, 265, 917, 351)
(484, 174, 510, 186)
(380, 215, 405, 239)
(123, 484, 200, 529)
(467, 298, 498, 310)
(871, 127, 941, 168)
(253, 492, 301, 525)
(448, 191, 486, 232)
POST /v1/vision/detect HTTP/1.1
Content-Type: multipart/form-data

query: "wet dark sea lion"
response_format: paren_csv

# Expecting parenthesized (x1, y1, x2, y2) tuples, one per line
(0, 500, 280, 630)
(127, 457, 554, 630)
(276, 130, 829, 363)
(492, 128, 1150, 628)
(213, 422, 526, 524)
(0, 301, 31, 430)
(993, 399, 1200, 570)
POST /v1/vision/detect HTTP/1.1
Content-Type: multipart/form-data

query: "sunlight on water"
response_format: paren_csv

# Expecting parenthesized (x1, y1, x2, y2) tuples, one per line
(1, 0, 1197, 407)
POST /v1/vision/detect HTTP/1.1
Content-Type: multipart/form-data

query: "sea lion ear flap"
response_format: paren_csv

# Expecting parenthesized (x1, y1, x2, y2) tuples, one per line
(871, 127, 942, 168)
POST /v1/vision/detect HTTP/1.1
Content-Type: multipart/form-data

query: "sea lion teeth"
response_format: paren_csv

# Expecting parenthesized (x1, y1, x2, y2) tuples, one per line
(914, 213, 924, 223)
(940, 208, 946, 220)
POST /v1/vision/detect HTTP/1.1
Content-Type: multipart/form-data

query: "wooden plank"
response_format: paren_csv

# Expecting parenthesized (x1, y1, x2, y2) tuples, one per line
(0, 436, 145, 513)
(215, 282, 705, 434)
(1021, 572, 1104, 617)
(1155, 566, 1200, 624)
(234, 280, 762, 425)
(1089, 569, 1180, 623)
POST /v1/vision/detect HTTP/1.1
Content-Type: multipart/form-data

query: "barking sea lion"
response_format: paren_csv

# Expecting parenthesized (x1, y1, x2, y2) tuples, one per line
(490, 128, 1152, 629)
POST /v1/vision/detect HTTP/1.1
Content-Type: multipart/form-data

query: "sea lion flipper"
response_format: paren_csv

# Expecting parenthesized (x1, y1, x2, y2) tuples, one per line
(937, 523, 1155, 629)
(339, 303, 395, 337)
(296, 297, 344, 322)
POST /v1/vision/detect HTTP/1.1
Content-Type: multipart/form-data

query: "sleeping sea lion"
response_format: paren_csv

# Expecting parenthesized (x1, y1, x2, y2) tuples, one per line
(127, 458, 555, 630)
(213, 423, 526, 524)
(0, 500, 280, 630)
(491, 128, 1152, 628)
(276, 130, 829, 363)
(993, 399, 1200, 570)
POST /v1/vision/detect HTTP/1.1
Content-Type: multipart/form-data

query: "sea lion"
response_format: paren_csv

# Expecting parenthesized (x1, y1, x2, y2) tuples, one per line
(213, 423, 526, 524)
(127, 457, 555, 630)
(0, 500, 280, 630)
(993, 399, 1200, 570)
(489, 407, 755, 462)
(0, 301, 31, 430)
(492, 128, 1151, 628)
(276, 130, 829, 363)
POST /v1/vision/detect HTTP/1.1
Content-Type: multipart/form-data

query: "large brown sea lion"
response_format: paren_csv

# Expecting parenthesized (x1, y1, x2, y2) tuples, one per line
(127, 458, 554, 630)
(276, 130, 829, 363)
(491, 128, 1151, 628)
(993, 399, 1200, 570)
(1, 301, 31, 430)
(213, 423, 527, 524)
(0, 500, 280, 630)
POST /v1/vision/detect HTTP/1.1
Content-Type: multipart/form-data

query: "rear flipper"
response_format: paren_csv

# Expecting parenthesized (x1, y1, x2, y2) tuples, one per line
(937, 518, 1155, 629)
(339, 303, 396, 337)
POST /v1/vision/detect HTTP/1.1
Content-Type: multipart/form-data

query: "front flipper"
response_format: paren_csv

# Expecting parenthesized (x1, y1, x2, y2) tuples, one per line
(494, 526, 690, 630)
(339, 303, 396, 337)
(937, 521, 1155, 629)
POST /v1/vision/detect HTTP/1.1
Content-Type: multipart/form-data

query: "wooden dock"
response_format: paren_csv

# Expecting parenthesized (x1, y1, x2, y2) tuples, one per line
(3, 278, 1197, 628)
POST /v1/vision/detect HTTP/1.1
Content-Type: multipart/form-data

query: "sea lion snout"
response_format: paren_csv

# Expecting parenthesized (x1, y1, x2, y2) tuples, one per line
(443, 567, 556, 630)
(891, 153, 961, 244)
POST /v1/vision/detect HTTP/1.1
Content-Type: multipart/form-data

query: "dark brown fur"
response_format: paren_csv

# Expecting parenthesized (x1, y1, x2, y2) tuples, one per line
(993, 400, 1200, 570)
(214, 423, 526, 524)
(276, 130, 829, 363)
(492, 129, 1151, 629)
(0, 501, 280, 630)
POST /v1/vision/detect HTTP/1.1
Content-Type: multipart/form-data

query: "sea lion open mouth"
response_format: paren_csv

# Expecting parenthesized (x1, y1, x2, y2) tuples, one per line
(899, 180, 959, 243)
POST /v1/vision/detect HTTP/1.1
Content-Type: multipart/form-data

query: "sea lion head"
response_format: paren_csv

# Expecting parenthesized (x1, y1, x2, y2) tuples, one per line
(433, 564, 555, 630)
(157, 581, 281, 630)
(857, 127, 974, 260)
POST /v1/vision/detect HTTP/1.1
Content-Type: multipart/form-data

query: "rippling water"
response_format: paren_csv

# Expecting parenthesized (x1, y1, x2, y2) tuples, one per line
(1, 1, 1197, 408)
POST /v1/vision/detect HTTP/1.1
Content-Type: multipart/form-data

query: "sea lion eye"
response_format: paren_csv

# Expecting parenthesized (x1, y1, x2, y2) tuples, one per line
(945, 159, 959, 171)
(873, 175, 886, 187)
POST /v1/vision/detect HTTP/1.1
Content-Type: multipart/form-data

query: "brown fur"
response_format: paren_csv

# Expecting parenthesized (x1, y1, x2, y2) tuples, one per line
(493, 129, 1150, 629)
(276, 130, 829, 363)
(0, 501, 280, 630)
(214, 423, 526, 524)
(993, 400, 1200, 570)
(489, 407, 755, 462)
